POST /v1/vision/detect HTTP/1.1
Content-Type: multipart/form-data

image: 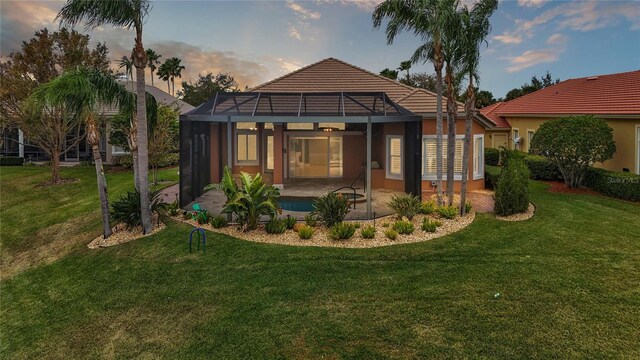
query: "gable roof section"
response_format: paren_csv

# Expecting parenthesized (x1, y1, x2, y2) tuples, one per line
(250, 57, 464, 116)
(479, 102, 510, 128)
(496, 70, 640, 116)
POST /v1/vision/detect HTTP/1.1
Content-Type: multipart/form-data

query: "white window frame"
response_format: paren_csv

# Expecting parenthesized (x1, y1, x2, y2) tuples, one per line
(512, 128, 520, 150)
(526, 129, 535, 152)
(473, 134, 484, 180)
(386, 135, 403, 180)
(235, 128, 259, 165)
(422, 135, 466, 181)
(263, 131, 274, 173)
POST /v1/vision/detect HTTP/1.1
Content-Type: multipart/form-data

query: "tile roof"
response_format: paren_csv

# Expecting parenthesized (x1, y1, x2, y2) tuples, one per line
(250, 57, 461, 116)
(496, 70, 640, 116)
(479, 102, 510, 128)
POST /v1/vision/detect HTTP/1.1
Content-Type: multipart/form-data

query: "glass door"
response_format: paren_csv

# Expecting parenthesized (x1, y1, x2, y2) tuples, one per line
(288, 136, 342, 178)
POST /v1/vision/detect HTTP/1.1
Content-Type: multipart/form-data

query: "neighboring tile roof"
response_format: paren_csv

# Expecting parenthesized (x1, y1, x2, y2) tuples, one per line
(479, 102, 510, 128)
(100, 81, 195, 116)
(250, 57, 462, 116)
(496, 70, 640, 116)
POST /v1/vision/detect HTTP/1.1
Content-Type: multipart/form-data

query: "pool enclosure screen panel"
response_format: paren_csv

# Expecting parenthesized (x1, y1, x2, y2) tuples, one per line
(288, 136, 342, 178)
(179, 121, 210, 207)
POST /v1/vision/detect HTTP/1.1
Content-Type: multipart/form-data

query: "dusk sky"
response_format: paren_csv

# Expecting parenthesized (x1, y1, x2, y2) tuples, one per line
(1, 0, 639, 98)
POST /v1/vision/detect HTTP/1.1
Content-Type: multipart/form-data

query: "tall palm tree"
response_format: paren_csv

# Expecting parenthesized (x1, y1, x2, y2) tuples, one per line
(145, 48, 161, 86)
(458, 0, 498, 215)
(118, 55, 133, 82)
(166, 57, 185, 96)
(156, 61, 171, 94)
(57, 0, 155, 234)
(397, 60, 412, 79)
(29, 67, 136, 240)
(373, 0, 455, 206)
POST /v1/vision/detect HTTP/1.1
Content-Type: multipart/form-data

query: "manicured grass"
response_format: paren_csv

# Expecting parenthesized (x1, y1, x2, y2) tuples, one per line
(0, 165, 178, 278)
(1, 167, 639, 358)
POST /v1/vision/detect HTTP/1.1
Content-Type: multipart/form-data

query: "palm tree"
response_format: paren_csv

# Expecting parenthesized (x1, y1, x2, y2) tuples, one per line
(145, 48, 161, 86)
(118, 55, 133, 82)
(29, 67, 136, 240)
(379, 68, 399, 80)
(373, 0, 456, 206)
(458, 0, 497, 215)
(57, 0, 155, 234)
(166, 57, 185, 96)
(157, 61, 171, 94)
(397, 60, 412, 79)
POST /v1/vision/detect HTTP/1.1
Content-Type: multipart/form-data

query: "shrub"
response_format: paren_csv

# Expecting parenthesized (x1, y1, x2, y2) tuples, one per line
(494, 157, 530, 216)
(297, 225, 314, 240)
(387, 193, 422, 220)
(421, 218, 441, 233)
(304, 213, 317, 227)
(420, 201, 436, 215)
(384, 228, 398, 241)
(0, 156, 24, 166)
(530, 115, 615, 188)
(360, 225, 376, 239)
(182, 210, 191, 220)
(112, 154, 133, 168)
(583, 168, 640, 202)
(265, 218, 286, 234)
(193, 209, 209, 225)
(167, 200, 180, 216)
(464, 201, 472, 214)
(485, 165, 502, 190)
(329, 222, 356, 240)
(110, 189, 166, 229)
(485, 148, 500, 166)
(437, 205, 458, 220)
(211, 215, 228, 229)
(353, 223, 360, 229)
(284, 215, 296, 230)
(523, 155, 562, 181)
(218, 167, 280, 231)
(311, 192, 350, 227)
(392, 219, 415, 234)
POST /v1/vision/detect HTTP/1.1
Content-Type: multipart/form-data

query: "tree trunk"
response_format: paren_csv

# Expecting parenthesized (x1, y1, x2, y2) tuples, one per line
(51, 148, 61, 183)
(128, 119, 139, 191)
(166, 80, 170, 94)
(150, 70, 154, 86)
(445, 65, 457, 206)
(434, 44, 445, 207)
(133, 36, 153, 234)
(460, 75, 475, 216)
(87, 116, 112, 240)
(171, 77, 175, 96)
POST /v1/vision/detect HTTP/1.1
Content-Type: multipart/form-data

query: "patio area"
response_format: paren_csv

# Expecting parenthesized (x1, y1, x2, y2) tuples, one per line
(186, 178, 404, 220)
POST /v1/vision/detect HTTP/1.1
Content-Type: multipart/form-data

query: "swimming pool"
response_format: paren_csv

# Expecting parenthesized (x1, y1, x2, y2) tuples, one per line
(277, 196, 316, 212)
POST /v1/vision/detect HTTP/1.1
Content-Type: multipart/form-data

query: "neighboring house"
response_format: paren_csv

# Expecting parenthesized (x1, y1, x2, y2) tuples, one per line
(480, 70, 640, 174)
(0, 81, 194, 164)
(179, 58, 497, 214)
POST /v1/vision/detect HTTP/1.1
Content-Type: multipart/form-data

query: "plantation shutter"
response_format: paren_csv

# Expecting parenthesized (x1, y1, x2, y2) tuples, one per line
(387, 136, 403, 179)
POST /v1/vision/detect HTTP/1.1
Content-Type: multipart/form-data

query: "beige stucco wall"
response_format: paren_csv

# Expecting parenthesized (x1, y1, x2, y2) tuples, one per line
(504, 116, 640, 174)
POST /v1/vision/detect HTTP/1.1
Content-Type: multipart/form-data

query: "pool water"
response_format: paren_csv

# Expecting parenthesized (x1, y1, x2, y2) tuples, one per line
(277, 196, 316, 212)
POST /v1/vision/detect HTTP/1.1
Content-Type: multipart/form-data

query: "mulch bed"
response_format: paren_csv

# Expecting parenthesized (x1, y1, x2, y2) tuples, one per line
(543, 181, 601, 196)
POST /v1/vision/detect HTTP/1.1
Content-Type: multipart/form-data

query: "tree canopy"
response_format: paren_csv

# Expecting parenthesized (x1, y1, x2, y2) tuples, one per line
(504, 71, 560, 101)
(177, 72, 239, 106)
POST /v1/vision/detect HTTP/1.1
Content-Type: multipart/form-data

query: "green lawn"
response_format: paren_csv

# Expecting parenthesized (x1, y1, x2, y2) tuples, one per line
(1, 166, 639, 358)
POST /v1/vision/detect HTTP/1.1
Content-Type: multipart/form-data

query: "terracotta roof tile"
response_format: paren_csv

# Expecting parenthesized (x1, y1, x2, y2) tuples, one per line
(479, 102, 510, 128)
(497, 70, 640, 116)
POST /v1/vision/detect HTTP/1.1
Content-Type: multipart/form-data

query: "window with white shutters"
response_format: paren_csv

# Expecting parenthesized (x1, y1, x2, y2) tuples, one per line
(473, 135, 484, 179)
(422, 136, 465, 180)
(386, 135, 403, 179)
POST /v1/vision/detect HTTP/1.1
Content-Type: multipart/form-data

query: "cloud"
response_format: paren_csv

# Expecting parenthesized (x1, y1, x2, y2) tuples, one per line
(276, 58, 303, 73)
(286, 1, 321, 20)
(546, 33, 567, 46)
(0, 0, 63, 56)
(505, 49, 559, 73)
(494, 33, 523, 44)
(315, 0, 383, 12)
(517, 0, 546, 8)
(288, 25, 302, 40)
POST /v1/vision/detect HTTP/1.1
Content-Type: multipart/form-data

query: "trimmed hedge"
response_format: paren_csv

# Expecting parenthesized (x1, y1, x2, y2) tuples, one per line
(0, 156, 24, 166)
(522, 155, 562, 181)
(485, 165, 502, 190)
(485, 148, 500, 166)
(112, 153, 179, 169)
(583, 168, 640, 202)
(494, 157, 530, 216)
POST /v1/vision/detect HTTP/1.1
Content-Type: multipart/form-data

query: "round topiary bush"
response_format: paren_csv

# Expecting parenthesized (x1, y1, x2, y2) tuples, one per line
(494, 157, 530, 216)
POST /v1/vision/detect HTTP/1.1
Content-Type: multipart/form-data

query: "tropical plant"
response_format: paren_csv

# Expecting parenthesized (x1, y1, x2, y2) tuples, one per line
(379, 68, 398, 80)
(397, 60, 412, 79)
(161, 57, 185, 96)
(193, 209, 209, 225)
(110, 189, 165, 229)
(360, 225, 376, 239)
(387, 193, 422, 220)
(284, 215, 297, 230)
(167, 199, 180, 216)
(494, 157, 530, 216)
(464, 201, 472, 214)
(218, 167, 280, 231)
(145, 48, 161, 86)
(265, 218, 286, 234)
(27, 66, 136, 239)
(304, 213, 317, 227)
(392, 219, 415, 235)
(156, 61, 171, 94)
(421, 218, 441, 232)
(329, 222, 356, 240)
(297, 225, 314, 240)
(311, 192, 350, 227)
(384, 228, 398, 241)
(437, 205, 458, 219)
(458, 0, 498, 215)
(57, 0, 156, 234)
(529, 115, 616, 188)
(420, 200, 437, 215)
(118, 55, 133, 82)
(210, 215, 228, 229)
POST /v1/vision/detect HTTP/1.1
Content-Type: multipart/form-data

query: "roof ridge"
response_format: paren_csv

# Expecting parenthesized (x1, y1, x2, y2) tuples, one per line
(395, 88, 420, 102)
(565, 69, 640, 81)
(249, 57, 336, 91)
(326, 57, 418, 92)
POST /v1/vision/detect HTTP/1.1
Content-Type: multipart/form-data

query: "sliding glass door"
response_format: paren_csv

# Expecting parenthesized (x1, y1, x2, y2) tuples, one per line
(288, 136, 342, 178)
